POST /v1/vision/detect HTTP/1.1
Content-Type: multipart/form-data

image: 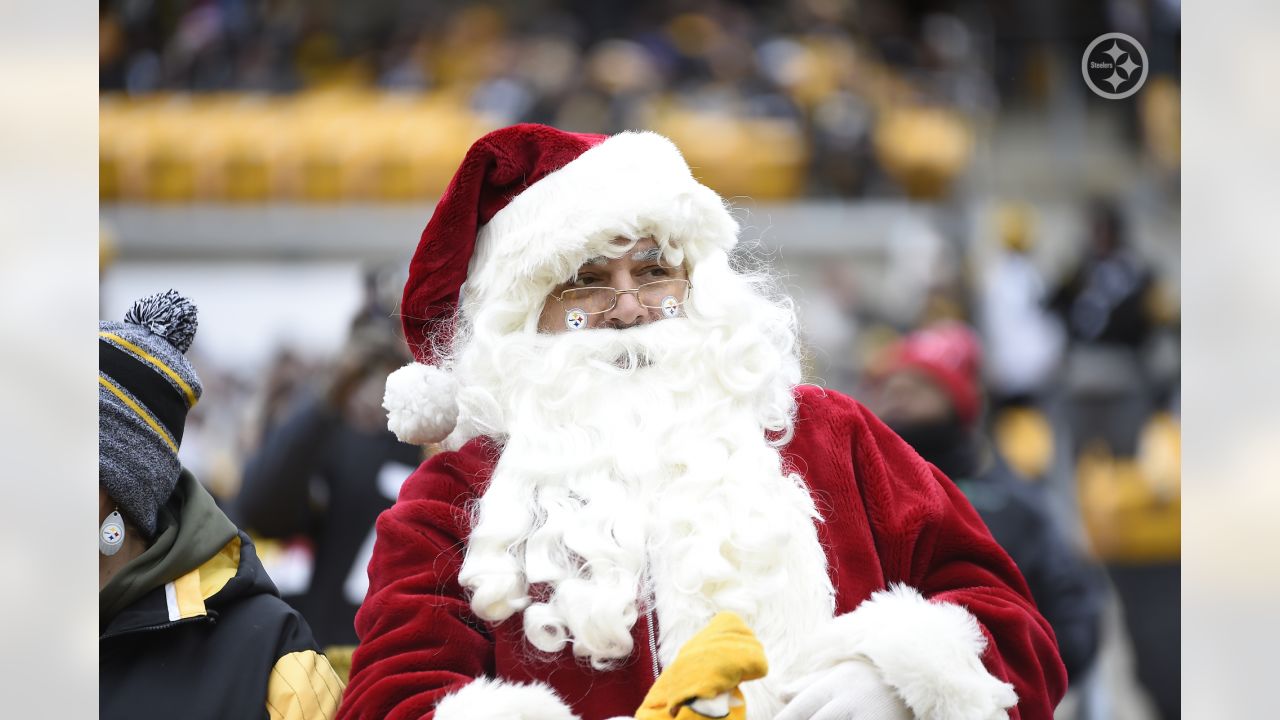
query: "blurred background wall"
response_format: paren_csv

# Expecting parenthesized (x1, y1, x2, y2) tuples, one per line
(98, 1, 1180, 716)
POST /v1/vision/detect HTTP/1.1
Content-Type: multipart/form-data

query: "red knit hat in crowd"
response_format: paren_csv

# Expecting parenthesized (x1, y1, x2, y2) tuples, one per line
(881, 322, 984, 426)
(383, 123, 741, 446)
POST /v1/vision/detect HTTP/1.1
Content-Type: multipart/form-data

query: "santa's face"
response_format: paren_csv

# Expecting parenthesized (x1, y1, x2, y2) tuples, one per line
(536, 237, 691, 333)
(451, 243, 834, 707)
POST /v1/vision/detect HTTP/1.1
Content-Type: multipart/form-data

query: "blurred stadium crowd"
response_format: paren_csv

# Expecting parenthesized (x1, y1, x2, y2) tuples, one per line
(100, 0, 1179, 201)
(100, 1, 1180, 718)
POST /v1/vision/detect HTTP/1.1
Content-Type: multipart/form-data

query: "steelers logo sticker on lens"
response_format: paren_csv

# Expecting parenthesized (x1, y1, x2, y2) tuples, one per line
(1081, 32, 1148, 100)
(565, 308, 587, 330)
(660, 295, 680, 318)
(102, 524, 123, 545)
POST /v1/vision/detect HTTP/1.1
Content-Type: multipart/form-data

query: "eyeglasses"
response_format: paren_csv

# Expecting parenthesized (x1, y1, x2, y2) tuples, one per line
(551, 279, 692, 315)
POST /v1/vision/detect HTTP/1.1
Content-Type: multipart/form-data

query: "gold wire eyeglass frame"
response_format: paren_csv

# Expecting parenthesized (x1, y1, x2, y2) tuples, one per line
(551, 279, 693, 315)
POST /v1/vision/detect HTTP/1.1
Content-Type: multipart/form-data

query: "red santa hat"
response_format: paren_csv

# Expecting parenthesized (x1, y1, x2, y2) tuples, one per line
(384, 123, 741, 445)
(878, 322, 984, 426)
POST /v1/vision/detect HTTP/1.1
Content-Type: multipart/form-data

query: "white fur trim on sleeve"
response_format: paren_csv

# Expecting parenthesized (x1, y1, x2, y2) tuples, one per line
(433, 678, 580, 720)
(797, 584, 1018, 720)
(383, 362, 459, 446)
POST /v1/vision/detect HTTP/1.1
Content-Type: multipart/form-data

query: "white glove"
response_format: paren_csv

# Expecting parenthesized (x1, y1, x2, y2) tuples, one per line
(776, 659, 913, 720)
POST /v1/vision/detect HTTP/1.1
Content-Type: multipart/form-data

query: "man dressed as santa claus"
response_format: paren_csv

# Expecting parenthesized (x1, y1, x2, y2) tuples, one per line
(336, 125, 1066, 720)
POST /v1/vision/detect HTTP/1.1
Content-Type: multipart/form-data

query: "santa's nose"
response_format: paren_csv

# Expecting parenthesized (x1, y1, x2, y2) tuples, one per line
(603, 288, 648, 329)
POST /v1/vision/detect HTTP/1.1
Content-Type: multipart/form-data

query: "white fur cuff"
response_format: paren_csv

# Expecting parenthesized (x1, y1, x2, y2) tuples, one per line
(799, 584, 1018, 720)
(434, 678, 580, 720)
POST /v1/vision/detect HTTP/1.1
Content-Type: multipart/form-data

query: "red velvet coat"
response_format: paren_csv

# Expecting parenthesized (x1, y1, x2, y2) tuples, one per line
(338, 387, 1067, 720)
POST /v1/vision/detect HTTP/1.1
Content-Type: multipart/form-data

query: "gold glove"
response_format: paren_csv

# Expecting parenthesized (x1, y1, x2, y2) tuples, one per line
(635, 612, 768, 720)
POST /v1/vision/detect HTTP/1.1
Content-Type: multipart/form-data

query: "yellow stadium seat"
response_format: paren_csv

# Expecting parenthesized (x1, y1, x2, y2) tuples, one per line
(143, 96, 205, 202)
(99, 96, 125, 201)
(1077, 414, 1181, 563)
(651, 106, 807, 200)
(873, 106, 973, 200)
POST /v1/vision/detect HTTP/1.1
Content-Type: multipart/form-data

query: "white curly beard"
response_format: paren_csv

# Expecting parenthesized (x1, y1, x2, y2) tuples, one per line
(451, 273, 836, 714)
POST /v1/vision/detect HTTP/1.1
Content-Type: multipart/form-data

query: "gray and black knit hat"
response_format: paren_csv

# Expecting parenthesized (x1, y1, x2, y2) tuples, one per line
(99, 290, 203, 538)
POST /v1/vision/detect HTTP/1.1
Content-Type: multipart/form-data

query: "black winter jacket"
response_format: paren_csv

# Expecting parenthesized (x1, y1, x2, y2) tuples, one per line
(954, 456, 1106, 681)
(101, 473, 343, 719)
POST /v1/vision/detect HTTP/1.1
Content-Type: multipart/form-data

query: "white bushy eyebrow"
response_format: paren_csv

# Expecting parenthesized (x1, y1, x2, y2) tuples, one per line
(583, 247, 664, 266)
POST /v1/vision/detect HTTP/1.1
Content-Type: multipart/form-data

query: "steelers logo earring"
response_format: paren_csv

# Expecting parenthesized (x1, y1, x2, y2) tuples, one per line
(565, 308, 587, 330)
(100, 509, 125, 556)
(660, 296, 681, 318)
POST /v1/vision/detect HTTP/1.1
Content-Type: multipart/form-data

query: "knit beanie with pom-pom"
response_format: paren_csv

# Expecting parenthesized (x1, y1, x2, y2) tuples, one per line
(99, 290, 203, 538)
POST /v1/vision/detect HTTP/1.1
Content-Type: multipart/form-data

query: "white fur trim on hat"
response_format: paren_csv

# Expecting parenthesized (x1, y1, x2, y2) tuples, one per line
(463, 130, 740, 317)
(433, 678, 580, 720)
(794, 584, 1018, 720)
(383, 362, 459, 446)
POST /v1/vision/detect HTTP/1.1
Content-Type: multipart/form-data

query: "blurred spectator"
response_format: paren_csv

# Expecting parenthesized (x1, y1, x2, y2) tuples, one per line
(231, 279, 421, 649)
(864, 322, 1106, 685)
(251, 347, 312, 444)
(1049, 198, 1156, 457)
(979, 202, 1066, 407)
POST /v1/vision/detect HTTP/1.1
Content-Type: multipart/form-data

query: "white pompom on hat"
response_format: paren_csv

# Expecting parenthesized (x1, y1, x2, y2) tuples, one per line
(384, 362, 460, 445)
